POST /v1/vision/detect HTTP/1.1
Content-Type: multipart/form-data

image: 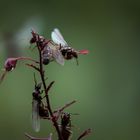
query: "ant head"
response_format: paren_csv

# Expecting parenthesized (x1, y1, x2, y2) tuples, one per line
(61, 112, 71, 127)
(35, 82, 42, 90)
(30, 37, 36, 44)
(62, 112, 71, 117)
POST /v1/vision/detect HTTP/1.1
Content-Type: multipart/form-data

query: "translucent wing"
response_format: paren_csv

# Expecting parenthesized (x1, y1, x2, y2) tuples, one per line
(52, 49, 65, 65)
(51, 28, 68, 46)
(48, 43, 65, 65)
(32, 100, 40, 132)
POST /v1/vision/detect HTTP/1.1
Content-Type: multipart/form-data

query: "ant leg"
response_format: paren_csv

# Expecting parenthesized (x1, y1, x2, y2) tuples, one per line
(76, 58, 79, 65)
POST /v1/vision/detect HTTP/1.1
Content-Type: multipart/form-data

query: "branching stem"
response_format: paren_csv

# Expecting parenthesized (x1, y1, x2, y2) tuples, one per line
(37, 47, 63, 140)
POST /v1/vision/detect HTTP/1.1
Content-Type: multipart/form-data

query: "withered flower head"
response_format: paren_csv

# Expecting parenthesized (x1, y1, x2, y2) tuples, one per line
(4, 57, 38, 72)
(4, 58, 18, 71)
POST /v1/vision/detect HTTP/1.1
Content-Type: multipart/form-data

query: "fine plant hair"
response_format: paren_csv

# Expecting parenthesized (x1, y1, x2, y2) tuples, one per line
(0, 29, 91, 140)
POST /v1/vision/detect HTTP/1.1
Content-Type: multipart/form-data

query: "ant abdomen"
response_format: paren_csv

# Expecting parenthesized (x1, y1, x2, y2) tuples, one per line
(43, 58, 50, 65)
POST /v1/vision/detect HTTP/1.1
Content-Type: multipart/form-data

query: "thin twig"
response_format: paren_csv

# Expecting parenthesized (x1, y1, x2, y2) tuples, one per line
(52, 100, 77, 122)
(26, 63, 40, 72)
(18, 57, 39, 63)
(37, 47, 63, 140)
(77, 129, 92, 140)
(46, 81, 55, 95)
(42, 81, 55, 99)
(58, 100, 76, 113)
(54, 100, 76, 114)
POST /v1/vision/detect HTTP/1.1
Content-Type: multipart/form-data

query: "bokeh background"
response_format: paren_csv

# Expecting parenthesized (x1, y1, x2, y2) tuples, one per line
(0, 0, 140, 140)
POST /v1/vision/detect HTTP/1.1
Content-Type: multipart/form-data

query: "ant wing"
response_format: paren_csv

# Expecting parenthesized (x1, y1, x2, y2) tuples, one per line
(32, 99, 40, 132)
(51, 28, 68, 47)
(52, 49, 65, 66)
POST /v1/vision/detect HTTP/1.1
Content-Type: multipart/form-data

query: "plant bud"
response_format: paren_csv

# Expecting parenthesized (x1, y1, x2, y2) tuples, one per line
(4, 58, 18, 71)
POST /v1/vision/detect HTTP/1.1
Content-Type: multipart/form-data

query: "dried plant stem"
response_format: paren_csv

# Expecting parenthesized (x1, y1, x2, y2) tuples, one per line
(77, 129, 92, 140)
(38, 48, 63, 140)
(58, 100, 76, 113)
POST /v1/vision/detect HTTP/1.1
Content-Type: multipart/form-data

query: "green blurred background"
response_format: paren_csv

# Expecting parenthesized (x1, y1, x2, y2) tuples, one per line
(0, 0, 140, 140)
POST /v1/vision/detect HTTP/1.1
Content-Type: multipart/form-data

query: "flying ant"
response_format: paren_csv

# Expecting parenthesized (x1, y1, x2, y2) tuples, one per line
(32, 74, 49, 132)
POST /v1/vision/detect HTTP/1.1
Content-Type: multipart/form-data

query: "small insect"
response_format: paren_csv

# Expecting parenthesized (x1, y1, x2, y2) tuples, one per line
(51, 28, 89, 65)
(42, 40, 64, 65)
(30, 30, 64, 65)
(32, 74, 49, 132)
(60, 113, 73, 140)
(61, 113, 71, 127)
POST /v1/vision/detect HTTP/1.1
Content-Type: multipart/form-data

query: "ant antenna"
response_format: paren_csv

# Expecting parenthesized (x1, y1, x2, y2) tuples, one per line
(62, 112, 79, 116)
